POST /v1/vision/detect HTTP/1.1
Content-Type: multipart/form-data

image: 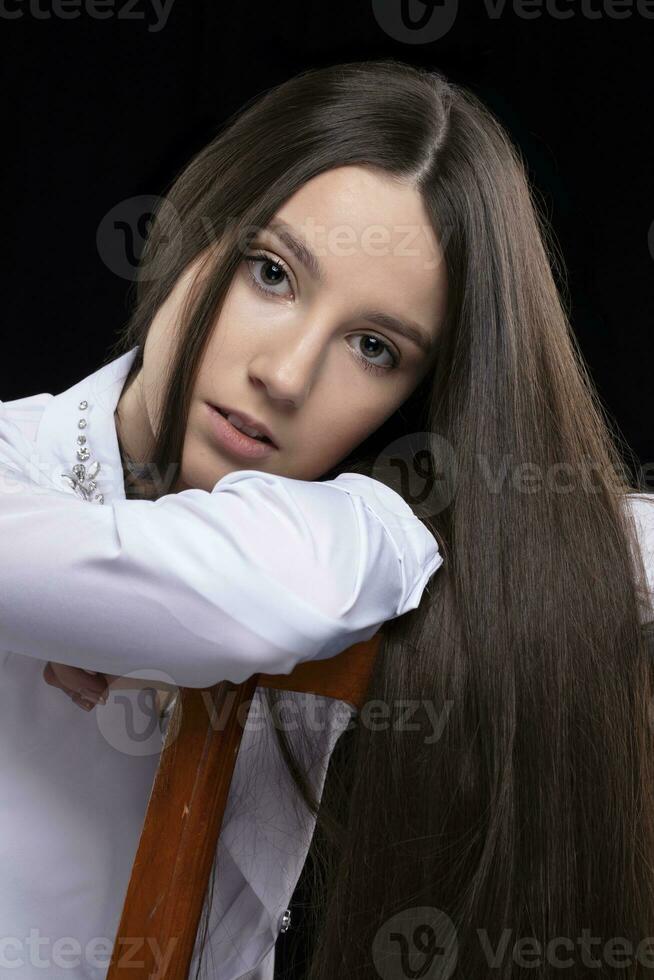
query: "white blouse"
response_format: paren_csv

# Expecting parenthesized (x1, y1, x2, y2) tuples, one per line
(0, 348, 444, 979)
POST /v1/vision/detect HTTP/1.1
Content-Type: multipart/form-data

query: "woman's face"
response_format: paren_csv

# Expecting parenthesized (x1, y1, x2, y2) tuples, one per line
(116, 164, 448, 491)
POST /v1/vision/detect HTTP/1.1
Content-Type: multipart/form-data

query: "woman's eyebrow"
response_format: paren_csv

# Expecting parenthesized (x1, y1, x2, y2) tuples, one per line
(264, 218, 435, 355)
(267, 218, 324, 283)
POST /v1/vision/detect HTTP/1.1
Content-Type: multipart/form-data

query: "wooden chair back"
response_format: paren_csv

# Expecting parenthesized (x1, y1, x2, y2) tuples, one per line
(106, 631, 382, 978)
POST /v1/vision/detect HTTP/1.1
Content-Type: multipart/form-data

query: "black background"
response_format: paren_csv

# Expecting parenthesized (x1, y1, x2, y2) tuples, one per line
(1, 2, 652, 975)
(2, 2, 652, 478)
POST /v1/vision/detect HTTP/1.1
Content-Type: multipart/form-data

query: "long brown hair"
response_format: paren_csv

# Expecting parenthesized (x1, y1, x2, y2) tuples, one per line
(108, 59, 654, 978)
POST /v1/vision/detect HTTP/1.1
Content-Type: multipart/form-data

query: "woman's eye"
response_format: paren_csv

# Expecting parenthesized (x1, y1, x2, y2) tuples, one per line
(349, 335, 399, 375)
(244, 252, 293, 297)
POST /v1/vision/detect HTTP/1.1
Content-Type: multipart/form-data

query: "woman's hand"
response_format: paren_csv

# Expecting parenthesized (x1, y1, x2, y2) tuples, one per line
(42, 661, 179, 711)
(42, 662, 110, 711)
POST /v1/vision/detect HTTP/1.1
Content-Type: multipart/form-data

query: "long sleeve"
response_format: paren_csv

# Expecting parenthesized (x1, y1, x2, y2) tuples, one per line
(0, 412, 443, 689)
(625, 492, 654, 624)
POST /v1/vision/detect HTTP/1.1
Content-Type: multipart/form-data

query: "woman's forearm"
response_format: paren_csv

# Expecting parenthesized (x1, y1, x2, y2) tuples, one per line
(0, 413, 441, 690)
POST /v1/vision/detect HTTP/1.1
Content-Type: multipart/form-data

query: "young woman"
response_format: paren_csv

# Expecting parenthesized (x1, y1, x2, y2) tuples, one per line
(1, 58, 653, 980)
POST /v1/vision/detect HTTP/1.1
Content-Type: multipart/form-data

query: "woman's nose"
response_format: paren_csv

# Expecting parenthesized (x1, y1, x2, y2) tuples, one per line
(248, 332, 325, 407)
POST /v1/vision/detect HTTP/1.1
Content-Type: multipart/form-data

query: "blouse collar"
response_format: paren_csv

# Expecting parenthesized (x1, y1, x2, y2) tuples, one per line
(35, 347, 139, 506)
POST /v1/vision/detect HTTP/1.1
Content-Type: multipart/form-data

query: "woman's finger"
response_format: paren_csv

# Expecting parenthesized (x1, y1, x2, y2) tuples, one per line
(42, 662, 106, 707)
(79, 687, 107, 704)
(44, 662, 108, 698)
(69, 691, 95, 712)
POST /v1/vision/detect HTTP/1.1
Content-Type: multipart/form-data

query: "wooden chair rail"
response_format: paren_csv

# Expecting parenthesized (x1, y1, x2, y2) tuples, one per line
(107, 632, 381, 979)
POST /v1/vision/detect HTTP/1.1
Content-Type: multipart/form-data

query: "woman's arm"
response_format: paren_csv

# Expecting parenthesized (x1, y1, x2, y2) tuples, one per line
(0, 414, 442, 690)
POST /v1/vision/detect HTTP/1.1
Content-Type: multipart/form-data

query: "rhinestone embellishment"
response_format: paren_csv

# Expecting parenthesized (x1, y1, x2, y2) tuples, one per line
(60, 399, 104, 504)
(279, 909, 291, 934)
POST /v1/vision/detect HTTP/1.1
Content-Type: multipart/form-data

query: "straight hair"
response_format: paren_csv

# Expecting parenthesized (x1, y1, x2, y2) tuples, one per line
(109, 59, 654, 978)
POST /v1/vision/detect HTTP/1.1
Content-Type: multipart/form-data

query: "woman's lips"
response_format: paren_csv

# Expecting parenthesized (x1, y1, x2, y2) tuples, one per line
(205, 403, 278, 460)
(213, 403, 277, 446)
